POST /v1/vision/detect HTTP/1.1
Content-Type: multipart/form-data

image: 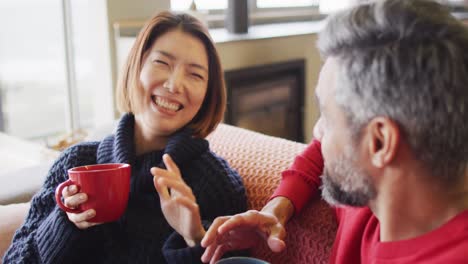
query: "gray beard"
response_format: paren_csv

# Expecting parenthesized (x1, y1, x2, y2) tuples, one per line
(321, 172, 373, 207)
(320, 146, 376, 207)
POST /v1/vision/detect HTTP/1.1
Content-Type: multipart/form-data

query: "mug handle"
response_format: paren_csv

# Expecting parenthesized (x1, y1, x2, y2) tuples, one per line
(55, 179, 82, 214)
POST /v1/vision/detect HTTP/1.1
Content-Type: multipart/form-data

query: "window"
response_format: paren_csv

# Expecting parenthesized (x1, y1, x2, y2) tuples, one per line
(171, 0, 319, 11)
(0, 0, 68, 141)
(170, 0, 321, 27)
(69, 0, 96, 132)
(171, 0, 227, 11)
(0, 0, 95, 144)
(256, 0, 319, 8)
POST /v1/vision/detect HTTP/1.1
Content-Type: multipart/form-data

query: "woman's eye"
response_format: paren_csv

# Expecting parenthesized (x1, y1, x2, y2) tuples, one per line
(191, 73, 204, 80)
(154, 60, 168, 66)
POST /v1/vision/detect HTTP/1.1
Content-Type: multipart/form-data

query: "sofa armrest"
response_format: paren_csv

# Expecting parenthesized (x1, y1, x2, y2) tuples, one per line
(0, 163, 52, 205)
(0, 132, 59, 205)
(0, 203, 30, 262)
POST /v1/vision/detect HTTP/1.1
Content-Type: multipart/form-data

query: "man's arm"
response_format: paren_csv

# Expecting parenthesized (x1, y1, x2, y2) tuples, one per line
(262, 196, 294, 228)
(270, 139, 323, 215)
(201, 140, 324, 263)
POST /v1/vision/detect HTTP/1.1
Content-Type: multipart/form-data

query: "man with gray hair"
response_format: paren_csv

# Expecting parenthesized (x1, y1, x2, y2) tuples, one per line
(201, 0, 468, 263)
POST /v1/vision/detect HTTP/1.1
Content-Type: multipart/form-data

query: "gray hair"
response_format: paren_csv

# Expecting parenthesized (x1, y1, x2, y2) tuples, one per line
(317, 0, 468, 182)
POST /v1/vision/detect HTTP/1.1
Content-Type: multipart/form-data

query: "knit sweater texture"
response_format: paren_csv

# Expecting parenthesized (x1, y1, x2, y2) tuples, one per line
(3, 113, 247, 264)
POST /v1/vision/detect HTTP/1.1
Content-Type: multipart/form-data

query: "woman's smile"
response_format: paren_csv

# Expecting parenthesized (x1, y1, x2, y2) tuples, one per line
(151, 95, 183, 114)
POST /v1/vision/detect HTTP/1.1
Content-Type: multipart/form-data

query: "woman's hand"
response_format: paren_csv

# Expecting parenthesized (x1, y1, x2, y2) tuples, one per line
(151, 154, 205, 247)
(62, 185, 102, 229)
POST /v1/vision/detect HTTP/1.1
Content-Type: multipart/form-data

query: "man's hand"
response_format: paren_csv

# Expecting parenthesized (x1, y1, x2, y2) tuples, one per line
(200, 209, 288, 263)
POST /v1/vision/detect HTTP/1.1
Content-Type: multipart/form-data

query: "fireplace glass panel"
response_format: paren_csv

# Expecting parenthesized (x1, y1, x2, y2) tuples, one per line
(225, 60, 305, 141)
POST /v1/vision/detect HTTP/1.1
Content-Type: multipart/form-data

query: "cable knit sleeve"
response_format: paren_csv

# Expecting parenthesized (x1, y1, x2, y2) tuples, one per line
(3, 143, 100, 264)
(162, 151, 248, 263)
(270, 139, 324, 215)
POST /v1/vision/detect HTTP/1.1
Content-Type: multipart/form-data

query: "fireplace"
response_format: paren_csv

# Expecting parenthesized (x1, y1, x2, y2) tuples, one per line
(224, 60, 305, 142)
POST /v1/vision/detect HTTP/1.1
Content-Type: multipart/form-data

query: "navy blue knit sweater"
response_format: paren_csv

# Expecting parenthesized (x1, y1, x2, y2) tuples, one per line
(3, 114, 247, 264)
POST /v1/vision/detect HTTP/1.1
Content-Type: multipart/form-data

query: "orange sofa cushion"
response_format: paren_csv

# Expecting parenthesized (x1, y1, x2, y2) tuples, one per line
(207, 124, 337, 264)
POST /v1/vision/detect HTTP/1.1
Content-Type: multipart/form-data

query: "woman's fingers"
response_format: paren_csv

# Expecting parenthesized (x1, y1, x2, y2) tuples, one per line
(172, 196, 199, 213)
(62, 184, 78, 198)
(151, 167, 172, 178)
(163, 154, 180, 175)
(152, 171, 170, 200)
(64, 192, 88, 209)
(78, 221, 100, 229)
(61, 184, 87, 209)
(151, 166, 194, 200)
(61, 184, 101, 230)
(66, 209, 101, 230)
(67, 209, 95, 223)
(158, 177, 194, 198)
(74, 220, 101, 230)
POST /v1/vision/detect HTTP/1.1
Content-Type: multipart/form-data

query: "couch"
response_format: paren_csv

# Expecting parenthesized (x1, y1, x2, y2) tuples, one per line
(0, 124, 337, 263)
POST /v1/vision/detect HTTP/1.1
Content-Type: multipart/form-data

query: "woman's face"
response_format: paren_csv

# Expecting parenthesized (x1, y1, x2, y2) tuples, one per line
(135, 29, 209, 138)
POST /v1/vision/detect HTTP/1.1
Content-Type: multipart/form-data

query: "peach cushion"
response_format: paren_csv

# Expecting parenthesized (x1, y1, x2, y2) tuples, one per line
(0, 203, 29, 263)
(207, 124, 337, 264)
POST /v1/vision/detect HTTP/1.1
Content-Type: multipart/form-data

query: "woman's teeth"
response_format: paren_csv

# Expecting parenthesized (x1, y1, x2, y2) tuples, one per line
(154, 97, 180, 111)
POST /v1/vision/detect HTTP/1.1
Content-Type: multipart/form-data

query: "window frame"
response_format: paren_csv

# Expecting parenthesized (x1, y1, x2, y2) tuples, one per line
(175, 0, 324, 28)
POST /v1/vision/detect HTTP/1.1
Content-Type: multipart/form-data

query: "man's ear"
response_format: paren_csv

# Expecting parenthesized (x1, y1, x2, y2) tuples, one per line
(365, 117, 400, 168)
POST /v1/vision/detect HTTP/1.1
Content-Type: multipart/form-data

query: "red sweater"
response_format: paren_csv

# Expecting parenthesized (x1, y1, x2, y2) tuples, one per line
(271, 140, 468, 263)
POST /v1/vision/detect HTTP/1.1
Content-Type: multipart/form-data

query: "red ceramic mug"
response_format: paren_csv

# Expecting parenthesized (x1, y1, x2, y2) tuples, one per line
(55, 163, 131, 223)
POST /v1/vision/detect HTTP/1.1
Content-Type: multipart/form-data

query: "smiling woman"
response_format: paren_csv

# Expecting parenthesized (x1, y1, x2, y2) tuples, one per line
(117, 12, 226, 140)
(132, 30, 210, 152)
(3, 11, 247, 264)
